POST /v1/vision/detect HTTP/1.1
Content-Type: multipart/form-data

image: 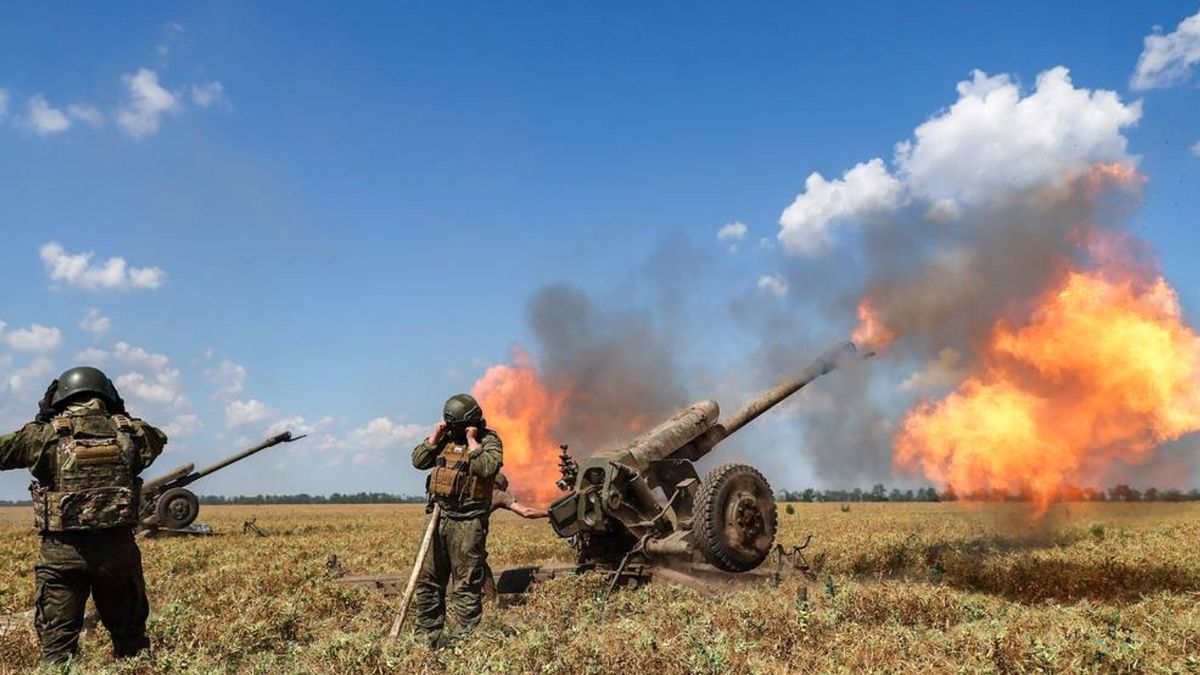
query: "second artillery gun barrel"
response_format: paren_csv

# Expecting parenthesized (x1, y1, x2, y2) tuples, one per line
(188, 432, 298, 482)
(139, 431, 304, 531)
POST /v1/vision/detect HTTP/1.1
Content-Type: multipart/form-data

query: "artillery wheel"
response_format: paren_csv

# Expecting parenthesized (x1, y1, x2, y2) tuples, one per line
(694, 463, 777, 572)
(156, 488, 200, 529)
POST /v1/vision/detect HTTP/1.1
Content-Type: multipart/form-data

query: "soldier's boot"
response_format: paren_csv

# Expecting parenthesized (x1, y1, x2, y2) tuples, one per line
(445, 516, 488, 640)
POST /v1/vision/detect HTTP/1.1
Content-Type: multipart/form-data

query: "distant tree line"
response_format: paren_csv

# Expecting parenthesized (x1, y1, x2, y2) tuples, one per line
(0, 492, 428, 507)
(196, 492, 427, 505)
(778, 485, 942, 503)
(777, 484, 1200, 503)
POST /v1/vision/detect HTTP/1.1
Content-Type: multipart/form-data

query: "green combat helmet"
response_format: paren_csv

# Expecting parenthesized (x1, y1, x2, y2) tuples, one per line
(51, 366, 122, 410)
(443, 393, 484, 427)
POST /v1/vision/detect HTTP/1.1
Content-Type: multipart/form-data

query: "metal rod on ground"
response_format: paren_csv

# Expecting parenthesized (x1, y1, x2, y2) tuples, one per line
(385, 503, 441, 647)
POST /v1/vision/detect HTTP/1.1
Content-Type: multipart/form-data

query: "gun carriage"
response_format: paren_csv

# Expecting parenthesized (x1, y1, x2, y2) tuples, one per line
(139, 431, 305, 531)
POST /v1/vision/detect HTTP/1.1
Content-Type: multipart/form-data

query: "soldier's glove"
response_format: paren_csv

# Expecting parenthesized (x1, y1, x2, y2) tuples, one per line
(34, 380, 58, 423)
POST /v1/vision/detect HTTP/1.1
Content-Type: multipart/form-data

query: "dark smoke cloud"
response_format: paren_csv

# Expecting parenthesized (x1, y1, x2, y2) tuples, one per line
(524, 236, 708, 454)
(727, 273, 893, 485)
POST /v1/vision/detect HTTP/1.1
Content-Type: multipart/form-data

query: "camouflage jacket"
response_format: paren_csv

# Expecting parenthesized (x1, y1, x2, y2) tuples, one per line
(491, 488, 516, 511)
(0, 399, 167, 485)
(412, 429, 503, 519)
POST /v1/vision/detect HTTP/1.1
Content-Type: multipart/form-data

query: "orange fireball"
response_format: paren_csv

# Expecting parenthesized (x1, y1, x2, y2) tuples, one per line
(852, 298, 895, 350)
(895, 260, 1200, 513)
(472, 347, 568, 506)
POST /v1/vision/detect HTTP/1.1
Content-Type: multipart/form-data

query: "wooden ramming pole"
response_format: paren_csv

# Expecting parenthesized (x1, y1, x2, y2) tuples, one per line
(386, 503, 442, 647)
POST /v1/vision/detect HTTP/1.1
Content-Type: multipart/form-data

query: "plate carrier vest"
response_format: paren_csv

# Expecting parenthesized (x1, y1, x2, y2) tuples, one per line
(428, 442, 493, 503)
(30, 413, 143, 532)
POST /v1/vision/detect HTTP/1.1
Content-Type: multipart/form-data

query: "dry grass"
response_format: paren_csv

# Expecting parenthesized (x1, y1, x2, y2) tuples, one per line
(0, 502, 1198, 673)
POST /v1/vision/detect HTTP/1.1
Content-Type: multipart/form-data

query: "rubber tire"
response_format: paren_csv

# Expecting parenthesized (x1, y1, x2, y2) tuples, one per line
(156, 487, 200, 529)
(694, 463, 777, 572)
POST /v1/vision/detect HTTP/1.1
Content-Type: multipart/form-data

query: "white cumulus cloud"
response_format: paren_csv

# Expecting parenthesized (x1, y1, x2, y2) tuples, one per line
(5, 357, 57, 401)
(1192, 140, 1200, 157)
(717, 221, 748, 251)
(162, 413, 202, 438)
(116, 369, 186, 408)
(347, 417, 426, 449)
(351, 451, 386, 467)
(4, 324, 63, 353)
(778, 159, 903, 256)
(68, 104, 105, 128)
(206, 359, 246, 399)
(190, 81, 225, 107)
(74, 347, 109, 364)
(113, 342, 170, 371)
(0, 89, 9, 121)
(777, 67, 1140, 256)
(1131, 9, 1200, 90)
(40, 241, 166, 292)
(225, 399, 274, 428)
(79, 308, 111, 339)
(117, 68, 181, 140)
(26, 95, 71, 135)
(756, 274, 789, 299)
(896, 67, 1140, 207)
(108, 341, 189, 411)
(265, 415, 337, 443)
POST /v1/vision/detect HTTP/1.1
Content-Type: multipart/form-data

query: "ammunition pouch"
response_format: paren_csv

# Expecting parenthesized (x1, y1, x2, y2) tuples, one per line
(31, 483, 141, 532)
(429, 466, 493, 501)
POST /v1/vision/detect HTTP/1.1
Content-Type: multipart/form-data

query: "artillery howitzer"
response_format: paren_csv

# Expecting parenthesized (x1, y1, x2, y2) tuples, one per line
(335, 341, 866, 599)
(539, 340, 866, 589)
(139, 431, 305, 531)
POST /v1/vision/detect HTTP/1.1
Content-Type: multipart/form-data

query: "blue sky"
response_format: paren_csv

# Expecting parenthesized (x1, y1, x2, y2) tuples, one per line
(1, 2, 1198, 500)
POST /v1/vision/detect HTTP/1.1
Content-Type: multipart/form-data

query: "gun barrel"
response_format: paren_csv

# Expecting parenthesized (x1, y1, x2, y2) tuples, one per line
(190, 432, 296, 481)
(670, 341, 863, 462)
(715, 340, 860, 440)
(608, 400, 720, 469)
(142, 463, 195, 494)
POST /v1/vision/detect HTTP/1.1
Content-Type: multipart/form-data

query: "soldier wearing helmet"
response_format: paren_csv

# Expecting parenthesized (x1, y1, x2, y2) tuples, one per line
(0, 366, 167, 664)
(410, 393, 503, 646)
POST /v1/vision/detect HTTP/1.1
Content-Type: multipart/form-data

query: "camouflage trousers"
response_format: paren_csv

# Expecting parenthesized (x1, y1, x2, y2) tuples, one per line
(413, 514, 489, 643)
(34, 528, 150, 663)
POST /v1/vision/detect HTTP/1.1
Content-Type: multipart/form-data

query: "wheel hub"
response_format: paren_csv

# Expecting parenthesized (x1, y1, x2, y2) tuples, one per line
(731, 495, 764, 547)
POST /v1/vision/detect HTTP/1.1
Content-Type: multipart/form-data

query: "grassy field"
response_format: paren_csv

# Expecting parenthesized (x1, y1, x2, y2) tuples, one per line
(0, 501, 1198, 673)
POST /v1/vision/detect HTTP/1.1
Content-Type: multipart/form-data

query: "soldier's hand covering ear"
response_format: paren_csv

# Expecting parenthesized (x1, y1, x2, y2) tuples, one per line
(428, 420, 447, 445)
(34, 380, 58, 423)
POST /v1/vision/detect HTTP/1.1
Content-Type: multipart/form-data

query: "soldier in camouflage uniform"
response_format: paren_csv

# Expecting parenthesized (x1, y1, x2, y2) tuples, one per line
(490, 473, 549, 520)
(410, 393, 503, 646)
(0, 367, 166, 664)
(482, 472, 548, 601)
